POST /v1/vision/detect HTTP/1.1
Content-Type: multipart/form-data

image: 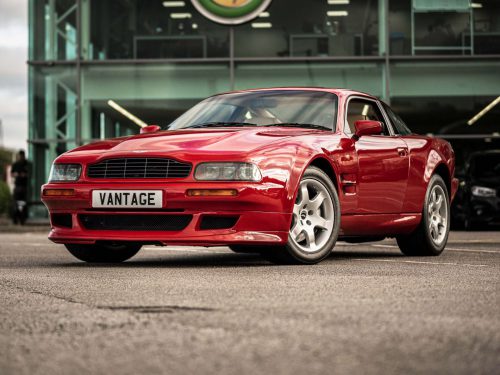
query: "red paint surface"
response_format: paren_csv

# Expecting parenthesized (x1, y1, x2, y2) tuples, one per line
(42, 88, 458, 245)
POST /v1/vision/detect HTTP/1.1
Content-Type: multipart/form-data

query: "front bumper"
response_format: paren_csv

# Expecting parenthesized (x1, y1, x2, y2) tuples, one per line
(41, 181, 291, 246)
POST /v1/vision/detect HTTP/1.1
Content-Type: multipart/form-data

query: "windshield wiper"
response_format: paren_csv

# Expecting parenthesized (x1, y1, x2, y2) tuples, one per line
(264, 123, 331, 131)
(185, 122, 258, 129)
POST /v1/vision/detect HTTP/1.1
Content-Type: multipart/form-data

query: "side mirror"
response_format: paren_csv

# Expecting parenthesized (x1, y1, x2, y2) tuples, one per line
(354, 120, 383, 138)
(140, 125, 161, 134)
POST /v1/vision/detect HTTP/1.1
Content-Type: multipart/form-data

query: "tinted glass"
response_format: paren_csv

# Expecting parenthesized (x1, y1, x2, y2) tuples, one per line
(383, 103, 412, 135)
(234, 0, 379, 58)
(388, 0, 500, 55)
(169, 90, 337, 130)
(30, 0, 77, 61)
(345, 99, 388, 135)
(87, 1, 229, 59)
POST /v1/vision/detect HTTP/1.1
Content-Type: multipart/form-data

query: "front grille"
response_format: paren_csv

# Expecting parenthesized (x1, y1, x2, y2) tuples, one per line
(79, 214, 192, 231)
(199, 216, 239, 230)
(87, 158, 191, 179)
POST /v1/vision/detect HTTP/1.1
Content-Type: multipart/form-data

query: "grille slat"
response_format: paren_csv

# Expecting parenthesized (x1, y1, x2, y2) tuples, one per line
(87, 158, 191, 179)
(79, 214, 192, 231)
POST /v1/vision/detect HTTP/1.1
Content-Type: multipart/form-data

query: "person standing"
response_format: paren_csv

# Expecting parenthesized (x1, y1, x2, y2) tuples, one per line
(10, 150, 29, 225)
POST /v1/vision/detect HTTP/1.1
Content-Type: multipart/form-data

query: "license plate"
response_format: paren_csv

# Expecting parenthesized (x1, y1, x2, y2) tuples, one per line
(92, 190, 162, 208)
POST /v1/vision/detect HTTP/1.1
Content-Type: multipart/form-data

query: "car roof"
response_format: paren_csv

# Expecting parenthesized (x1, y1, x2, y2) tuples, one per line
(210, 87, 377, 100)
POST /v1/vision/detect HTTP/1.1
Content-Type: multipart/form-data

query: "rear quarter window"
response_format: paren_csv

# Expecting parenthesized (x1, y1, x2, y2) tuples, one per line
(383, 103, 412, 135)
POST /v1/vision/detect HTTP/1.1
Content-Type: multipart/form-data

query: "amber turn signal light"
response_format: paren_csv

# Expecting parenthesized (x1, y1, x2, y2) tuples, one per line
(186, 189, 238, 197)
(43, 189, 75, 196)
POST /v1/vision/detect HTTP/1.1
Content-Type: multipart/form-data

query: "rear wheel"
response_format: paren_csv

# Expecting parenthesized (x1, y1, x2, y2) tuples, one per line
(65, 243, 142, 263)
(265, 167, 341, 264)
(397, 175, 450, 256)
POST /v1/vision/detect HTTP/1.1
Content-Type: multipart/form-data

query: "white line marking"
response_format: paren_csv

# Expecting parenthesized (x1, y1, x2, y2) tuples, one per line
(351, 259, 488, 267)
(370, 244, 500, 254)
(448, 240, 499, 243)
(446, 247, 500, 254)
(8, 242, 48, 247)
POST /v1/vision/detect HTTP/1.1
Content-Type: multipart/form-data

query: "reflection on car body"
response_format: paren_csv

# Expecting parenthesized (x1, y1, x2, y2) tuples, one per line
(41, 88, 458, 264)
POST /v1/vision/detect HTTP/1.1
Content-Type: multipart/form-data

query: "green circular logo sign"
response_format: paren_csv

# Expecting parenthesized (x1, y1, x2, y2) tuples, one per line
(191, 0, 272, 25)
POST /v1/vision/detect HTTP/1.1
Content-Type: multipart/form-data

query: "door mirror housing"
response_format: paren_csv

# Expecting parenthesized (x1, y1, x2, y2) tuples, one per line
(140, 125, 161, 134)
(354, 120, 383, 138)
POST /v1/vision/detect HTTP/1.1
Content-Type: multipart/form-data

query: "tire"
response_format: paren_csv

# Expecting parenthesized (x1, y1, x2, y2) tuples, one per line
(264, 166, 341, 264)
(65, 242, 142, 263)
(397, 175, 450, 256)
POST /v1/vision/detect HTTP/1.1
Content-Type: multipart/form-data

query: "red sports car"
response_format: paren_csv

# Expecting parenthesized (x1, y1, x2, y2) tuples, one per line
(42, 88, 458, 264)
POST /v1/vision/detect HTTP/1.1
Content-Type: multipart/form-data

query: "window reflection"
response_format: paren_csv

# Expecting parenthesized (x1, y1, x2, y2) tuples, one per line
(235, 0, 379, 57)
(30, 0, 78, 61)
(86, 0, 379, 59)
(30, 0, 500, 61)
(88, 0, 229, 59)
(389, 0, 500, 55)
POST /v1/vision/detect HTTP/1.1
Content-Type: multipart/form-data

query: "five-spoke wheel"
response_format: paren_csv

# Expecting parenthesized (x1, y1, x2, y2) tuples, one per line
(261, 167, 340, 264)
(427, 184, 448, 247)
(290, 178, 335, 253)
(397, 175, 450, 256)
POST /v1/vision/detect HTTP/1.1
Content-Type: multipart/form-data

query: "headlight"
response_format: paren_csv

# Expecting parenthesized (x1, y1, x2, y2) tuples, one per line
(195, 162, 262, 181)
(471, 186, 496, 198)
(49, 164, 82, 182)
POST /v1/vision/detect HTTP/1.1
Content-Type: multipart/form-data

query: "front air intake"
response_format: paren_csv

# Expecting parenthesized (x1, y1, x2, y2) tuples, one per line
(79, 214, 192, 231)
(199, 216, 239, 230)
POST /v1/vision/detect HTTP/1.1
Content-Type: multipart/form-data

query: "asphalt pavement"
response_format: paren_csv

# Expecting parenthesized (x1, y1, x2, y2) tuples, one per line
(0, 230, 499, 375)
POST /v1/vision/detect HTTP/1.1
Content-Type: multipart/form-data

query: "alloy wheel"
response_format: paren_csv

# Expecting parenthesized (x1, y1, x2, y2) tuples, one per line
(290, 178, 335, 253)
(427, 184, 448, 246)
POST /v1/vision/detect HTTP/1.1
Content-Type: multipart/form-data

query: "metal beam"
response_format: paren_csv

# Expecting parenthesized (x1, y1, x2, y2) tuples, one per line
(379, 0, 390, 102)
(76, 0, 82, 146)
(229, 27, 235, 90)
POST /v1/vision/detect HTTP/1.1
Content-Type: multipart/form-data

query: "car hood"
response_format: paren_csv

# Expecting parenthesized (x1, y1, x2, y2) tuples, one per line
(61, 127, 324, 160)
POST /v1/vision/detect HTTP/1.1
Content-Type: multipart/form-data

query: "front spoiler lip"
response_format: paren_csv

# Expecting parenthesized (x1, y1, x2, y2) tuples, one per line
(48, 230, 289, 247)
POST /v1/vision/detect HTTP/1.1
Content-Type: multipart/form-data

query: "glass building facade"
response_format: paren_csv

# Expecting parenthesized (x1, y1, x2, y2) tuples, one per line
(29, 0, 500, 215)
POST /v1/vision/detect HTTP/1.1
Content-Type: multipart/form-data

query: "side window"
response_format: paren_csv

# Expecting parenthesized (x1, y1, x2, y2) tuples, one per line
(383, 103, 412, 136)
(345, 98, 389, 136)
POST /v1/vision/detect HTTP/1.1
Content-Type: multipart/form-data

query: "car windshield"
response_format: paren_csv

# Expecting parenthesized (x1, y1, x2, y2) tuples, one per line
(471, 154, 500, 179)
(168, 90, 337, 131)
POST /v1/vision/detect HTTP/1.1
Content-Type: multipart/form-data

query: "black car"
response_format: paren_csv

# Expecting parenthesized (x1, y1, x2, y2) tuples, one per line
(452, 150, 500, 230)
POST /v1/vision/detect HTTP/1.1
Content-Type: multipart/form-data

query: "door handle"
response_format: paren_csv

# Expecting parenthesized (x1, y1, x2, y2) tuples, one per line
(397, 147, 408, 157)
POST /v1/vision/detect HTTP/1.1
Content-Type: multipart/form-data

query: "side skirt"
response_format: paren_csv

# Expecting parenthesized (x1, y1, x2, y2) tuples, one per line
(340, 213, 421, 237)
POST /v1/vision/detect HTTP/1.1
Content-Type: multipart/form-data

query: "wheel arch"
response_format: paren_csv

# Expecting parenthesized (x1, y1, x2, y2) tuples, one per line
(308, 156, 339, 192)
(433, 163, 451, 198)
(285, 155, 340, 220)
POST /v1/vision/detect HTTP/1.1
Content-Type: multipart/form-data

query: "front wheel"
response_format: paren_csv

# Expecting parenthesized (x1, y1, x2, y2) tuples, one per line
(266, 167, 341, 264)
(65, 243, 142, 263)
(397, 175, 450, 256)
